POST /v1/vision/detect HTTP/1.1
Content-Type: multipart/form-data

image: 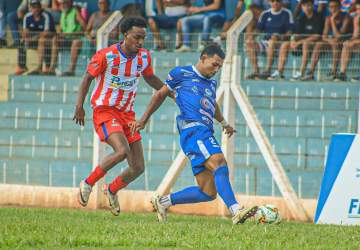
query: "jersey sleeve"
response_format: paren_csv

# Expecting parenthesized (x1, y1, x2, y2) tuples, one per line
(87, 51, 107, 77)
(141, 50, 154, 77)
(165, 67, 181, 91)
(257, 12, 266, 31)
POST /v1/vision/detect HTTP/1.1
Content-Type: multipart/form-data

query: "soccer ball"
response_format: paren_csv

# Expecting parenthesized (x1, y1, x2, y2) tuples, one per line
(254, 204, 281, 224)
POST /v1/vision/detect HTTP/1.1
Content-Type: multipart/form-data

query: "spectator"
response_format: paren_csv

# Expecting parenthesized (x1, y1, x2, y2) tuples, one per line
(303, 0, 351, 80)
(15, 0, 55, 75)
(336, 0, 360, 81)
(6, 0, 48, 47)
(252, 0, 291, 9)
(269, 0, 324, 80)
(175, 0, 226, 52)
(0, 0, 6, 47)
(148, 0, 189, 50)
(294, 0, 328, 18)
(219, 0, 244, 40)
(85, 0, 112, 44)
(341, 0, 355, 13)
(245, 0, 294, 79)
(48, 0, 86, 76)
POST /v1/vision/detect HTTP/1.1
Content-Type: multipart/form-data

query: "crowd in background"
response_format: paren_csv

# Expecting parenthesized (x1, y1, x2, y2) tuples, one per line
(0, 0, 359, 81)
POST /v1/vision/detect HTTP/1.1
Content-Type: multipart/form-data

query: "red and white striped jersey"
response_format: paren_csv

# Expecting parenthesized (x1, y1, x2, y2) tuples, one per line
(87, 42, 154, 113)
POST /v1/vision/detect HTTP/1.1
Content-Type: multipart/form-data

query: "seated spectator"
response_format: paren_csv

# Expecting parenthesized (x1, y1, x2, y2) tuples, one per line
(245, 0, 294, 79)
(43, 0, 61, 24)
(336, 0, 360, 81)
(218, 0, 244, 40)
(341, 0, 355, 13)
(253, 0, 291, 9)
(294, 0, 328, 18)
(15, 0, 55, 75)
(6, 0, 49, 47)
(304, 0, 351, 80)
(175, 0, 226, 52)
(48, 0, 86, 76)
(148, 0, 189, 50)
(269, 0, 324, 80)
(85, 0, 112, 44)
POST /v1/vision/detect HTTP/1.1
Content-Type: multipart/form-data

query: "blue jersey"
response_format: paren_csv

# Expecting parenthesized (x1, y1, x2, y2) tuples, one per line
(165, 65, 217, 131)
(257, 8, 294, 39)
(23, 10, 55, 32)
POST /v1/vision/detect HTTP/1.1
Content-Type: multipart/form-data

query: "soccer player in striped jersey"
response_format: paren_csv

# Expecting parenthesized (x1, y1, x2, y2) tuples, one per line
(133, 44, 258, 224)
(73, 17, 168, 216)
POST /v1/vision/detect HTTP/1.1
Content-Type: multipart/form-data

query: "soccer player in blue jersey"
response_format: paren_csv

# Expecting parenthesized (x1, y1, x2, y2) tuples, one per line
(132, 44, 258, 224)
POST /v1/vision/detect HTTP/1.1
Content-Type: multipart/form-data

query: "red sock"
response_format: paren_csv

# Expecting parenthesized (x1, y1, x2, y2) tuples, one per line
(109, 176, 128, 194)
(85, 166, 106, 186)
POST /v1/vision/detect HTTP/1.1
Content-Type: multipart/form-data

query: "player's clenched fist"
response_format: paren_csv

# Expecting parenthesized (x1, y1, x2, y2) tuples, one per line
(73, 105, 85, 126)
(222, 124, 236, 138)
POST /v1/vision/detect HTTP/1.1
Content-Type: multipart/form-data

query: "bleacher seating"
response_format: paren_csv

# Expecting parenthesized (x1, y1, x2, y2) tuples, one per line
(0, 49, 358, 198)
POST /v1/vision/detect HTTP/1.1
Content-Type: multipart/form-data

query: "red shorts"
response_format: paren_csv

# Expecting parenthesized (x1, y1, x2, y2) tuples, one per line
(93, 106, 141, 144)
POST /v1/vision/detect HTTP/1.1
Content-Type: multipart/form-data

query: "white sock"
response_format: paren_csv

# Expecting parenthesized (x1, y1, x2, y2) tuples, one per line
(159, 195, 172, 208)
(229, 203, 241, 216)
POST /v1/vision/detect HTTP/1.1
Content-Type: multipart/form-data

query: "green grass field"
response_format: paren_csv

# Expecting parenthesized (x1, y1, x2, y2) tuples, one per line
(0, 207, 359, 249)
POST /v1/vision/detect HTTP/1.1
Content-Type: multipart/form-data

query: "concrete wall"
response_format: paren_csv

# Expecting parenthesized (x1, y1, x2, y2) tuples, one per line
(0, 184, 317, 222)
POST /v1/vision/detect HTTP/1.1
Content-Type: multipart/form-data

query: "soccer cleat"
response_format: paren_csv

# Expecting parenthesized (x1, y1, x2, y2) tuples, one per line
(78, 180, 92, 207)
(104, 184, 120, 216)
(232, 206, 258, 224)
(151, 194, 168, 223)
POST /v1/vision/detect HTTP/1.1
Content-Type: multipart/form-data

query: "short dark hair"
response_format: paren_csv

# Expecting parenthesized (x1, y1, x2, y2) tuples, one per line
(300, 0, 314, 5)
(356, 0, 360, 5)
(328, 0, 340, 4)
(200, 43, 225, 59)
(120, 17, 147, 34)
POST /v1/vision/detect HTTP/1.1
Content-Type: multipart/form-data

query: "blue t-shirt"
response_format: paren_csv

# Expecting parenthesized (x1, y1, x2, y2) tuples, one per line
(23, 10, 55, 32)
(257, 8, 294, 39)
(165, 65, 218, 131)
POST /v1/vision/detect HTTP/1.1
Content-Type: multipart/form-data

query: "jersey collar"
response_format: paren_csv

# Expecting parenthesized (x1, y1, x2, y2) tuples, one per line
(117, 41, 137, 59)
(192, 65, 209, 80)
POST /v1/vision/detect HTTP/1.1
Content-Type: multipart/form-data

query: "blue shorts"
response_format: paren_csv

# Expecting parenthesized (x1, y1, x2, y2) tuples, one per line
(179, 125, 223, 176)
(152, 15, 184, 29)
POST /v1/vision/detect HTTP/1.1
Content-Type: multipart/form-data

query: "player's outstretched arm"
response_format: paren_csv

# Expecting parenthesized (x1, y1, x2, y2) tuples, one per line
(143, 74, 164, 91)
(215, 103, 236, 137)
(73, 73, 94, 126)
(131, 85, 171, 134)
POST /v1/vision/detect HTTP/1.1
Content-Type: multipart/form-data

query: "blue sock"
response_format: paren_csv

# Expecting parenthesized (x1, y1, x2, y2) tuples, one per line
(170, 186, 214, 205)
(213, 166, 238, 208)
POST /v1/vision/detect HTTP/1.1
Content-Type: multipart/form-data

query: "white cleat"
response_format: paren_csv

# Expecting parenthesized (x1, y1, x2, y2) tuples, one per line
(151, 195, 167, 223)
(104, 185, 120, 216)
(232, 206, 258, 225)
(78, 180, 92, 207)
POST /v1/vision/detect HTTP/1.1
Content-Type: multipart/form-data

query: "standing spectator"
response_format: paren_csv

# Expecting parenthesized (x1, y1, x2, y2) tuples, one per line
(294, 0, 328, 18)
(15, 0, 55, 75)
(85, 0, 112, 44)
(336, 0, 360, 81)
(176, 0, 226, 52)
(219, 0, 244, 40)
(48, 0, 86, 76)
(6, 0, 48, 47)
(148, 0, 189, 50)
(245, 0, 294, 79)
(303, 0, 351, 80)
(269, 0, 324, 80)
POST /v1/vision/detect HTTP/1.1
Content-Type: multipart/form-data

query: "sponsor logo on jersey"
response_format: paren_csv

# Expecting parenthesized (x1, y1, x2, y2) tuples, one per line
(205, 88, 212, 97)
(192, 79, 200, 82)
(191, 86, 199, 95)
(137, 63, 142, 72)
(200, 97, 215, 113)
(167, 74, 173, 81)
(110, 76, 137, 88)
(199, 109, 213, 120)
